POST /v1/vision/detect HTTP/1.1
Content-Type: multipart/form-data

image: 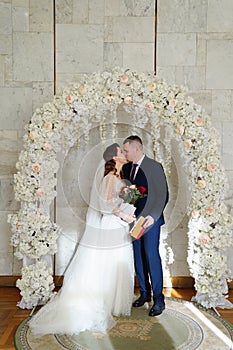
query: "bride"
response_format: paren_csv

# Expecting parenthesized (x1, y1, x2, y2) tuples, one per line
(29, 143, 136, 336)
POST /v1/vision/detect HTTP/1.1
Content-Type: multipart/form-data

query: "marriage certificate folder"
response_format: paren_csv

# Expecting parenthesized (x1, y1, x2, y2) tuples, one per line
(130, 216, 145, 239)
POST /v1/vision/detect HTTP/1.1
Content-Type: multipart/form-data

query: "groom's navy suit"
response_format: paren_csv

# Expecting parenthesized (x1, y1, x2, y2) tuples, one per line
(123, 155, 169, 304)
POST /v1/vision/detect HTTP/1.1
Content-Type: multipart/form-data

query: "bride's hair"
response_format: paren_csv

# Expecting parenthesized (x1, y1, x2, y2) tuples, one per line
(103, 143, 120, 177)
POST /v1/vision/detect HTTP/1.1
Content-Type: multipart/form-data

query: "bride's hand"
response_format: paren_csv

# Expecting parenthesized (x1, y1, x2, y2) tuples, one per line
(124, 214, 136, 224)
(114, 209, 136, 224)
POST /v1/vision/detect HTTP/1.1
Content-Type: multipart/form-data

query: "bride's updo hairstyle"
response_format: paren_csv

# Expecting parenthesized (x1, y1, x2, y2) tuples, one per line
(103, 143, 120, 177)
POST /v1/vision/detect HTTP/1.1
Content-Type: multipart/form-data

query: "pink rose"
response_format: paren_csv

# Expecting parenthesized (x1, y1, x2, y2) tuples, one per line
(120, 74, 128, 83)
(145, 102, 154, 110)
(200, 234, 210, 244)
(124, 96, 132, 104)
(42, 143, 52, 151)
(207, 163, 216, 172)
(36, 188, 45, 197)
(66, 95, 74, 103)
(195, 117, 203, 126)
(78, 85, 86, 95)
(32, 163, 40, 173)
(198, 180, 206, 189)
(206, 207, 215, 215)
(103, 95, 112, 103)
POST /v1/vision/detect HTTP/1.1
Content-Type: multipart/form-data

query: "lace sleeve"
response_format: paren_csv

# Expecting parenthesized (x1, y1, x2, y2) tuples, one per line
(99, 174, 123, 214)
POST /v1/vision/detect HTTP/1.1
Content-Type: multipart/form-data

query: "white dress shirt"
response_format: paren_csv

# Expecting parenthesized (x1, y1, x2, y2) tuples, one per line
(132, 154, 145, 180)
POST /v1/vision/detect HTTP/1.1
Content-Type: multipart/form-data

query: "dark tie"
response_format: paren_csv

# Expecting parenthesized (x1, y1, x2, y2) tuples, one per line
(130, 163, 138, 182)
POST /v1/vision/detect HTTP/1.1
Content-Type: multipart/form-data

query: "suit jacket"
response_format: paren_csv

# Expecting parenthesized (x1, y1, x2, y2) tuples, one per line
(122, 155, 169, 225)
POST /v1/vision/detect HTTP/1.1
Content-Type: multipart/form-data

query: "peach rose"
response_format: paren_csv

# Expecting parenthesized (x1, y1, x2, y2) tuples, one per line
(29, 131, 37, 140)
(36, 188, 45, 197)
(195, 117, 203, 126)
(46, 275, 53, 283)
(78, 85, 86, 95)
(175, 125, 184, 135)
(32, 163, 40, 173)
(206, 207, 215, 215)
(169, 99, 177, 107)
(145, 102, 154, 110)
(207, 163, 216, 172)
(148, 82, 156, 91)
(44, 122, 53, 129)
(191, 210, 200, 219)
(124, 96, 132, 104)
(197, 180, 206, 189)
(184, 139, 192, 148)
(120, 74, 128, 83)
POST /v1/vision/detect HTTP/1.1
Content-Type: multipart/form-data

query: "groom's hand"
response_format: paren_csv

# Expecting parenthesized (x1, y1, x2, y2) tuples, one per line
(142, 215, 154, 229)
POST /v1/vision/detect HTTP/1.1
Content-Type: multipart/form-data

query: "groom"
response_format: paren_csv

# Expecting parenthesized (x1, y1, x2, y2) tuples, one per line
(123, 135, 169, 316)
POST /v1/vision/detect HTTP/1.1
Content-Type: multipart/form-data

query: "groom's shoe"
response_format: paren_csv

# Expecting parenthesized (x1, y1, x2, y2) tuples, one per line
(149, 303, 165, 317)
(133, 294, 151, 307)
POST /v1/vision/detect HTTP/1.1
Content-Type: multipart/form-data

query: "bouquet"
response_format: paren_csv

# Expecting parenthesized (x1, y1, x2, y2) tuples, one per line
(120, 185, 147, 205)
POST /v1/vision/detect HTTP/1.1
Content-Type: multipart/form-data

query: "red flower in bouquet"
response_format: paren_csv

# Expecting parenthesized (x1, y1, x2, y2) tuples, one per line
(136, 186, 147, 195)
(120, 185, 147, 205)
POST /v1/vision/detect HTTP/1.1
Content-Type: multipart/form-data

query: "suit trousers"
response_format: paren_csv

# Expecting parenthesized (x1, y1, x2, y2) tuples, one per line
(133, 220, 164, 305)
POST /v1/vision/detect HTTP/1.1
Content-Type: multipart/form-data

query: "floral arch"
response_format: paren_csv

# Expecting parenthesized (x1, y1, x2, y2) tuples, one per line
(8, 67, 233, 309)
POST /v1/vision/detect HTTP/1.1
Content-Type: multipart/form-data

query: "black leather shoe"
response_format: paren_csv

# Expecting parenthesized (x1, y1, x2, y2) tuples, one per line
(133, 295, 151, 307)
(149, 303, 165, 316)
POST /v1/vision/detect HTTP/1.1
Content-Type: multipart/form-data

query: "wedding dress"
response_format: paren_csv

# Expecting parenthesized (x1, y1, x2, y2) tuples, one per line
(29, 173, 135, 336)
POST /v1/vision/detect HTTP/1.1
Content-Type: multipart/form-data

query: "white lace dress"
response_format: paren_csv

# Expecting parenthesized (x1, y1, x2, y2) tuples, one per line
(29, 174, 134, 336)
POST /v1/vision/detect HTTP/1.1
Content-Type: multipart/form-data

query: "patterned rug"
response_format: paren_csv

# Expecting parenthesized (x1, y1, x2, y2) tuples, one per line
(15, 298, 233, 350)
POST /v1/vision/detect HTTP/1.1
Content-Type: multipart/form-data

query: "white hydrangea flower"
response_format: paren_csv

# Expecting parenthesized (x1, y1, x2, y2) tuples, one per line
(16, 260, 55, 309)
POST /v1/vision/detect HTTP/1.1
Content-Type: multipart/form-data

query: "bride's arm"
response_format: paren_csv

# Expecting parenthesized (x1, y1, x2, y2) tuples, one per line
(99, 174, 120, 213)
(100, 174, 135, 223)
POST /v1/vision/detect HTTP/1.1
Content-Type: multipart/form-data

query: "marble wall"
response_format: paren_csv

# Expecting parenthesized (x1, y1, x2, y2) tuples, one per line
(0, 0, 232, 280)
(0, 0, 54, 275)
(55, 0, 155, 92)
(157, 0, 233, 277)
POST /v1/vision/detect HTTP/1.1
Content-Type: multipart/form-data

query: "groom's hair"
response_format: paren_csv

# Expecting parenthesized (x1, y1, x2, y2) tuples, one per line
(123, 135, 143, 148)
